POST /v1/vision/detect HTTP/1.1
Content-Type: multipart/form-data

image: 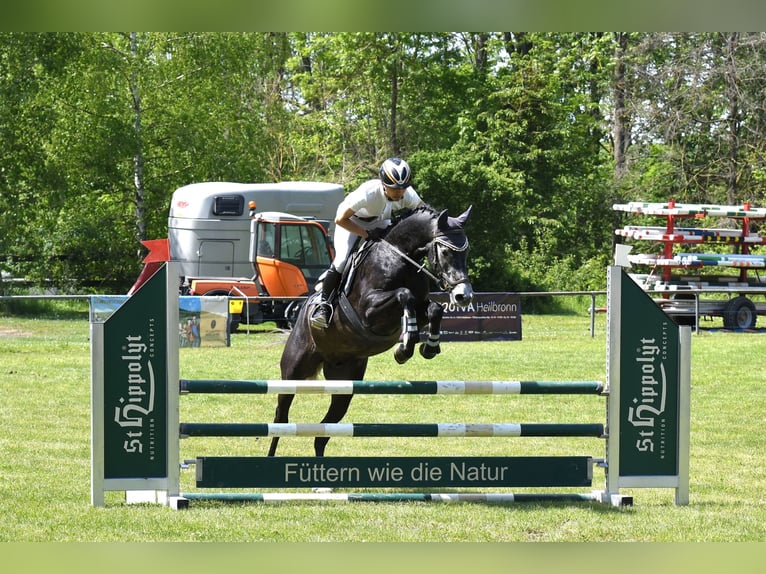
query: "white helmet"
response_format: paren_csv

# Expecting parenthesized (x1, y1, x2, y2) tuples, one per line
(379, 157, 412, 189)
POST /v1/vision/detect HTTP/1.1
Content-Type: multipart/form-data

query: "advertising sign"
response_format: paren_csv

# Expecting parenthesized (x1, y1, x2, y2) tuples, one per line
(606, 265, 690, 505)
(428, 292, 521, 341)
(101, 265, 169, 480)
(196, 456, 593, 489)
(616, 269, 680, 477)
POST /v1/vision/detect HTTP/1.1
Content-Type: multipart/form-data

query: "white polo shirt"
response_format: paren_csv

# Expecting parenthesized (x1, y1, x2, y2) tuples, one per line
(337, 179, 421, 222)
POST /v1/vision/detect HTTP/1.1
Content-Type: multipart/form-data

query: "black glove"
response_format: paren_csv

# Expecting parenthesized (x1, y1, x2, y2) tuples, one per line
(366, 227, 388, 241)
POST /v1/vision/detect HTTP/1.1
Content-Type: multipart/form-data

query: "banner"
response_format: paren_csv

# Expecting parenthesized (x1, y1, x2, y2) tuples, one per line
(179, 296, 229, 348)
(616, 269, 681, 478)
(92, 295, 229, 347)
(427, 292, 522, 341)
(196, 456, 592, 489)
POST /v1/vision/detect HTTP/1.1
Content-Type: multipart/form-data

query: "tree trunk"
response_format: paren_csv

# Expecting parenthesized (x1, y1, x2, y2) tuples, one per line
(475, 33, 488, 72)
(130, 32, 146, 258)
(612, 32, 629, 181)
(390, 52, 399, 155)
(723, 32, 741, 205)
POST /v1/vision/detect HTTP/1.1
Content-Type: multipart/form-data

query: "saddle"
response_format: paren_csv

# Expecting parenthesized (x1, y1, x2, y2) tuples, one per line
(309, 238, 396, 339)
(340, 238, 376, 295)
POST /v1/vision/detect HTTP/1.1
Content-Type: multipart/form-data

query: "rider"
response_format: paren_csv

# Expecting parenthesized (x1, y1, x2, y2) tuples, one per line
(310, 157, 424, 329)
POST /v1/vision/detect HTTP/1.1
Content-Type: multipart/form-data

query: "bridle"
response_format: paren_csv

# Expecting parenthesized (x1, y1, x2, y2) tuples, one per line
(379, 232, 469, 291)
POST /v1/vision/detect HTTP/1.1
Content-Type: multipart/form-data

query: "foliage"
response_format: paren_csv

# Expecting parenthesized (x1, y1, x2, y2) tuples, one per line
(3, 33, 766, 293)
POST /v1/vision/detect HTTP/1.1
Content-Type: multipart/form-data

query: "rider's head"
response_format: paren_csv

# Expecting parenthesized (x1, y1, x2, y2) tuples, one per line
(379, 157, 412, 190)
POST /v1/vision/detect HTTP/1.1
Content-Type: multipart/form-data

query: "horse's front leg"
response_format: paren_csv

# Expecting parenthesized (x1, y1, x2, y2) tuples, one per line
(393, 289, 419, 364)
(419, 299, 444, 360)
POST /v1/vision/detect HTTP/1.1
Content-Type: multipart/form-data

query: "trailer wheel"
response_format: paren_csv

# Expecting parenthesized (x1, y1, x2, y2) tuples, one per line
(723, 296, 757, 329)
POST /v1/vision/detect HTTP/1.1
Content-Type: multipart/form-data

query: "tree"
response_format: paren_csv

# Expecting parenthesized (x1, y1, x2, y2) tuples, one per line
(614, 33, 766, 207)
(7, 32, 766, 295)
(2, 33, 301, 291)
(417, 33, 614, 292)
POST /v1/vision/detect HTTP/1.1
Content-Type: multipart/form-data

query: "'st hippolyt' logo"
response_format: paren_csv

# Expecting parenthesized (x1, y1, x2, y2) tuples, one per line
(113, 334, 156, 456)
(627, 334, 668, 455)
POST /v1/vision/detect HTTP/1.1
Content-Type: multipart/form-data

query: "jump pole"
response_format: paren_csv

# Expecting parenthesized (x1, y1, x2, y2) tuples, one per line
(90, 263, 690, 507)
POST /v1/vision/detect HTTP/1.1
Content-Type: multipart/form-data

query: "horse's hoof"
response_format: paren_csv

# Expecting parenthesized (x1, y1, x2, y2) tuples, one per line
(419, 342, 441, 359)
(394, 345, 411, 364)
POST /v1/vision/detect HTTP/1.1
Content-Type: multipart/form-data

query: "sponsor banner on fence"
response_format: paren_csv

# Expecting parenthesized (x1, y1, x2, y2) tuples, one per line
(91, 295, 229, 347)
(427, 292, 522, 341)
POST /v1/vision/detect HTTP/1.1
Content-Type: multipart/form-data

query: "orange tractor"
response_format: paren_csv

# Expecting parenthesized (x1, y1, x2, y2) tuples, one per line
(131, 202, 334, 330)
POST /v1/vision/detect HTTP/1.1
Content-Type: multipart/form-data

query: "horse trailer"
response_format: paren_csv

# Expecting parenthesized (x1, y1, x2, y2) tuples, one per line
(137, 181, 345, 329)
(168, 181, 343, 280)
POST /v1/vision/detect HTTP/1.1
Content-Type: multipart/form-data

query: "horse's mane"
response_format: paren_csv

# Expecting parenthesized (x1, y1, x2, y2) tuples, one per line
(391, 203, 438, 226)
(381, 204, 442, 252)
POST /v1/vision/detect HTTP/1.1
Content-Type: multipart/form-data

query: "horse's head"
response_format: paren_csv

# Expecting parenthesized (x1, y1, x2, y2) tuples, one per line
(431, 206, 474, 308)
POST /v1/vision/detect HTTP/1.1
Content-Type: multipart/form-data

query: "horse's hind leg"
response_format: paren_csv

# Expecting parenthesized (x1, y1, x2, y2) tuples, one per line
(268, 393, 295, 456)
(419, 299, 444, 359)
(269, 314, 322, 456)
(314, 394, 353, 457)
(314, 358, 368, 456)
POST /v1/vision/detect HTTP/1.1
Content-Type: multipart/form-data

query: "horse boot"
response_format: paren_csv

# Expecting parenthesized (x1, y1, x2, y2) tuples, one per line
(310, 267, 342, 329)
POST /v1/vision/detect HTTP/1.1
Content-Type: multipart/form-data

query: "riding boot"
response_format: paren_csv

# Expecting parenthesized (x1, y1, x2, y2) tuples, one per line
(310, 267, 342, 329)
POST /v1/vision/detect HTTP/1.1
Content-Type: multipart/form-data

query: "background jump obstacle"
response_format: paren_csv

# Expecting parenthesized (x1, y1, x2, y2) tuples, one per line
(90, 264, 690, 508)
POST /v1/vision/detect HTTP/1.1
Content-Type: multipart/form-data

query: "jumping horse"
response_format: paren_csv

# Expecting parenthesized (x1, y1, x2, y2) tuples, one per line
(268, 204, 474, 457)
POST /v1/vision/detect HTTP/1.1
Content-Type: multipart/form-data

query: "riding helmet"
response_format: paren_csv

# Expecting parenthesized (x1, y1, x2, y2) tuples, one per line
(379, 157, 412, 189)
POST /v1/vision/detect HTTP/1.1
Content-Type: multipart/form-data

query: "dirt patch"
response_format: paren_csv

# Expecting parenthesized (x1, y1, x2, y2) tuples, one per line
(0, 326, 29, 337)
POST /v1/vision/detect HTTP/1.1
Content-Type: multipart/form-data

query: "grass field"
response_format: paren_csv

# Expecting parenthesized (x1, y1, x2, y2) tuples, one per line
(1, 300, 765, 547)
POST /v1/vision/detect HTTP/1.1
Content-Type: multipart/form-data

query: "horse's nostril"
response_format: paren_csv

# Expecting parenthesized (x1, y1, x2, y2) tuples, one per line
(450, 284, 474, 308)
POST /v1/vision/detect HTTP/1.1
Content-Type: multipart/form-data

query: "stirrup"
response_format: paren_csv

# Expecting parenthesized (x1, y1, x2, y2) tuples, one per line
(310, 302, 334, 329)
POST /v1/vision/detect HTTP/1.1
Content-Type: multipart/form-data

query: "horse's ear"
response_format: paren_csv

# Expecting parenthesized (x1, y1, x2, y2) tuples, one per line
(437, 209, 449, 229)
(440, 205, 473, 232)
(455, 205, 473, 228)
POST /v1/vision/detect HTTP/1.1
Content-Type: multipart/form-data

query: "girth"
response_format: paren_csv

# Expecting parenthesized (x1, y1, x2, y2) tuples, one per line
(336, 291, 399, 341)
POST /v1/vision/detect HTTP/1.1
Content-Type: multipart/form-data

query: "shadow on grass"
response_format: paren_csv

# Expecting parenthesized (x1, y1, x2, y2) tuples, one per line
(0, 298, 89, 320)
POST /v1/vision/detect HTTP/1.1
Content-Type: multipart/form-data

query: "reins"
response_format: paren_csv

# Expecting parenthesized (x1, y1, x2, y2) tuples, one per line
(379, 233, 469, 291)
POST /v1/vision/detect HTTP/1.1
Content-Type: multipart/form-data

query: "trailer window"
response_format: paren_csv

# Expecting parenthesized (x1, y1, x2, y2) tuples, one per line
(212, 195, 245, 216)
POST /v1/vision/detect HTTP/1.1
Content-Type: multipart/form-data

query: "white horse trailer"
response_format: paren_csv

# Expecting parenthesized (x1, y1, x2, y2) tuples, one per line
(168, 181, 344, 280)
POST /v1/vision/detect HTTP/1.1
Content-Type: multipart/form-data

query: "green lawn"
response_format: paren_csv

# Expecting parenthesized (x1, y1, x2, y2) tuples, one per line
(1, 307, 765, 545)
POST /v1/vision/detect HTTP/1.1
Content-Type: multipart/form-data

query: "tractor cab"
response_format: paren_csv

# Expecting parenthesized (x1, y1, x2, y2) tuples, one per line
(183, 205, 334, 330)
(248, 204, 334, 298)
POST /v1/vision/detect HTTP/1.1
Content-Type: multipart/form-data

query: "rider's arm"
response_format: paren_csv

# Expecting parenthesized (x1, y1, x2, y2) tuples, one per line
(335, 207, 372, 239)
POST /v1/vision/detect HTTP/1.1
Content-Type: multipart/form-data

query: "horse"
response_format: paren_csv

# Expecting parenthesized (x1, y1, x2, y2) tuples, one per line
(268, 203, 474, 457)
